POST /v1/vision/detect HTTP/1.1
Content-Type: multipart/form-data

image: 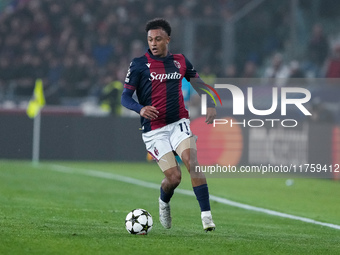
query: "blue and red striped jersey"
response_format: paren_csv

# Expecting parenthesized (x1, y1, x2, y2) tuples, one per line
(123, 50, 199, 132)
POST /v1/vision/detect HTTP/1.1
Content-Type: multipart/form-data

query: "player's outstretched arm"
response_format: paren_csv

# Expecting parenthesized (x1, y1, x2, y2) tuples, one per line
(190, 77, 217, 124)
(206, 107, 216, 124)
(190, 78, 216, 106)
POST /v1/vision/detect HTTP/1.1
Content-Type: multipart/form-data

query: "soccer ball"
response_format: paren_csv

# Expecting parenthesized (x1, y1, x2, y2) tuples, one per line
(125, 209, 153, 235)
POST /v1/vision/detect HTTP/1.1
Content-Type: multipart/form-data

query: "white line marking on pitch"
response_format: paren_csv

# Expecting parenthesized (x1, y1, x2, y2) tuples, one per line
(49, 164, 340, 231)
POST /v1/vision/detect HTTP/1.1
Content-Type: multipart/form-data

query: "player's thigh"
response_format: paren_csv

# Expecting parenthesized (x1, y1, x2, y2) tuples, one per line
(157, 151, 179, 173)
(160, 152, 181, 185)
(175, 136, 197, 161)
(170, 118, 194, 153)
(142, 128, 172, 162)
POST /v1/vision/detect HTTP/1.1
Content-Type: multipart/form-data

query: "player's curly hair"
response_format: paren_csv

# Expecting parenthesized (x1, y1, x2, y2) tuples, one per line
(145, 18, 171, 36)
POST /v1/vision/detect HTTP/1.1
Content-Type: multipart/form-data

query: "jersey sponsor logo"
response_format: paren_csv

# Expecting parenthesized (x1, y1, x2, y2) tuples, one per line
(149, 72, 182, 82)
(174, 60, 181, 69)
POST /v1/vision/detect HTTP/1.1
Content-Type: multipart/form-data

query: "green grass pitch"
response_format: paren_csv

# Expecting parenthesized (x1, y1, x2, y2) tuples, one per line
(0, 160, 340, 255)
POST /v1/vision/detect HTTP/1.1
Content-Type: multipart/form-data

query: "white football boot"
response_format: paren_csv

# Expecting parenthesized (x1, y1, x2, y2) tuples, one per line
(201, 211, 215, 232)
(159, 197, 171, 229)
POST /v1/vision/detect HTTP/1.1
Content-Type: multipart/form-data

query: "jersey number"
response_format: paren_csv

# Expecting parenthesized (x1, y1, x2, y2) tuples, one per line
(179, 122, 189, 132)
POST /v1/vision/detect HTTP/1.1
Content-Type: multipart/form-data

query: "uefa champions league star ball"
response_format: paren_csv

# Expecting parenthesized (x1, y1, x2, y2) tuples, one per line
(125, 209, 153, 235)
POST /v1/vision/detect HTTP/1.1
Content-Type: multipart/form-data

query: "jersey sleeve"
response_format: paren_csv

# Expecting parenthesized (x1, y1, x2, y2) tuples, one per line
(121, 88, 144, 114)
(124, 59, 140, 91)
(183, 55, 199, 81)
(183, 55, 215, 108)
(121, 59, 144, 114)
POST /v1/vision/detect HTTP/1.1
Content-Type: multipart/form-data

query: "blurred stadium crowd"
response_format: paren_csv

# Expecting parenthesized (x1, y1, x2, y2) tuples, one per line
(0, 0, 340, 109)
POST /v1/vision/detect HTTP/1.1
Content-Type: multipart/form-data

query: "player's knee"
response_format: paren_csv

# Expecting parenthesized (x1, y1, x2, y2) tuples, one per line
(167, 170, 181, 188)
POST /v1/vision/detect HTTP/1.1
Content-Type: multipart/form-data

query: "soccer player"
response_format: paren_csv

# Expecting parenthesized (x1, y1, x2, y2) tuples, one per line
(121, 18, 216, 231)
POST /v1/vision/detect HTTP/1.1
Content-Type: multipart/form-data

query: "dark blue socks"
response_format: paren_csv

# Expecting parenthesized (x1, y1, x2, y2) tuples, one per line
(160, 187, 174, 203)
(193, 184, 211, 211)
(160, 184, 210, 212)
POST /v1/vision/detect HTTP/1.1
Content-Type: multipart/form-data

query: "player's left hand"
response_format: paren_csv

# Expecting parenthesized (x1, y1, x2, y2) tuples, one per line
(205, 107, 216, 124)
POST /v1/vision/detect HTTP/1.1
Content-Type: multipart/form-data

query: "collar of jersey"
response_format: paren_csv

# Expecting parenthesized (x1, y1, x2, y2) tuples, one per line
(146, 49, 172, 61)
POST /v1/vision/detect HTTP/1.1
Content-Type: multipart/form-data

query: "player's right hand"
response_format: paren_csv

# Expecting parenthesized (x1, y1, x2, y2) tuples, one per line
(140, 106, 159, 120)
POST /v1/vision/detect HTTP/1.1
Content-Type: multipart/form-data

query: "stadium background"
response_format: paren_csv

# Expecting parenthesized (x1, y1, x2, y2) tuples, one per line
(0, 0, 339, 179)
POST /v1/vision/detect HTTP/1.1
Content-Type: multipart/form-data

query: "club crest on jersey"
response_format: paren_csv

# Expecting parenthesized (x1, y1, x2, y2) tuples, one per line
(174, 60, 181, 69)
